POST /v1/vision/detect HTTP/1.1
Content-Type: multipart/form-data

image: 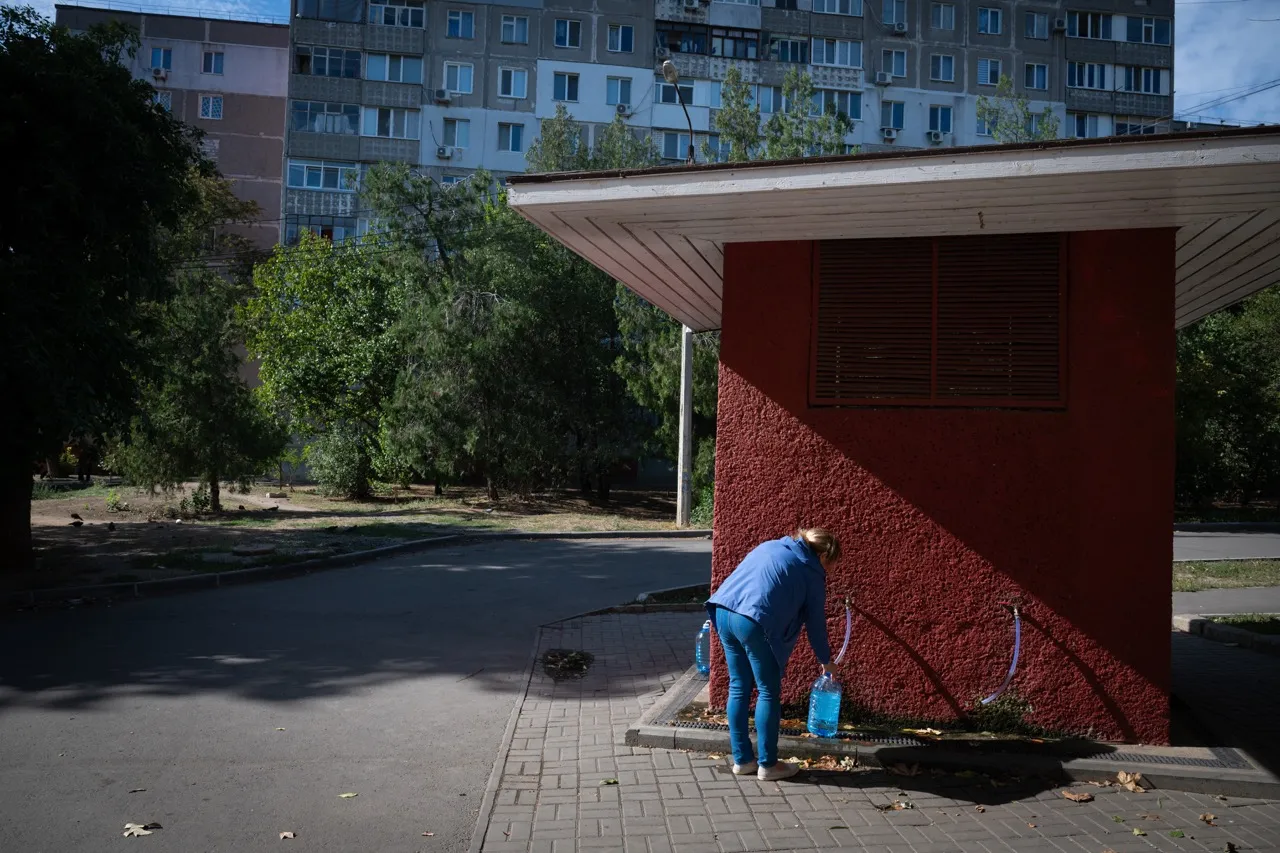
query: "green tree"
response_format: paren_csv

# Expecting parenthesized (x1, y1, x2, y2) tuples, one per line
(761, 68, 853, 159)
(111, 173, 286, 510)
(976, 74, 1062, 144)
(245, 233, 407, 498)
(704, 65, 759, 163)
(525, 104, 590, 173)
(1, 7, 204, 568)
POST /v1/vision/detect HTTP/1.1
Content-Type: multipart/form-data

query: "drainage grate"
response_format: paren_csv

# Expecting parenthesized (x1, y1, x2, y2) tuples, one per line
(673, 717, 923, 746)
(1108, 749, 1251, 769)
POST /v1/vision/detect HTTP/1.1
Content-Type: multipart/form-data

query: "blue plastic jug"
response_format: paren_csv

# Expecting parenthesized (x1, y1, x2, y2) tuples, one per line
(807, 673, 842, 737)
(695, 620, 712, 676)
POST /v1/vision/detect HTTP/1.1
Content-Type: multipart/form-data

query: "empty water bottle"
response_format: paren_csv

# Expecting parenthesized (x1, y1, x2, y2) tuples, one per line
(695, 620, 712, 676)
(807, 673, 842, 737)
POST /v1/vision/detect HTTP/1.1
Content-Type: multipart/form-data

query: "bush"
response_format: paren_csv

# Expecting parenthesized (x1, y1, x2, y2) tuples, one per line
(306, 425, 373, 498)
(690, 484, 714, 527)
(190, 486, 212, 514)
(105, 489, 123, 512)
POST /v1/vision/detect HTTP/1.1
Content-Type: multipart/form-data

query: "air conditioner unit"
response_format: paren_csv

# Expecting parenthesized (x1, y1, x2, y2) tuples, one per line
(881, 127, 898, 140)
(151, 67, 167, 80)
(655, 46, 671, 60)
(893, 21, 908, 34)
(1053, 17, 1067, 32)
(434, 88, 451, 103)
(875, 71, 893, 86)
(615, 102, 631, 117)
(927, 129, 944, 143)
(436, 145, 454, 160)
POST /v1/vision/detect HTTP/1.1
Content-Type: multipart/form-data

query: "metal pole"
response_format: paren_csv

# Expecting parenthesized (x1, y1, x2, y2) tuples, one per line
(676, 324, 694, 527)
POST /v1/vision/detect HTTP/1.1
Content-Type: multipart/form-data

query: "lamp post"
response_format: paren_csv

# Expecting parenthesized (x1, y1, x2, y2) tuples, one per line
(662, 60, 696, 165)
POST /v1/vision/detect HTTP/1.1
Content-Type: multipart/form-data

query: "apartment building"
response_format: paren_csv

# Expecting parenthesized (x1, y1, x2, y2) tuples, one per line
(283, 0, 1172, 240)
(55, 5, 290, 249)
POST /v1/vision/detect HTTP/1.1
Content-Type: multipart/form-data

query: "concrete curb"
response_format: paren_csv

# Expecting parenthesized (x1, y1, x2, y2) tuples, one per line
(5, 528, 713, 610)
(1172, 613, 1280, 657)
(1174, 521, 1280, 533)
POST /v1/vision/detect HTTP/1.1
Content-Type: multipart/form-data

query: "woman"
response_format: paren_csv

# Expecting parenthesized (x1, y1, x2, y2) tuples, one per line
(705, 528, 840, 781)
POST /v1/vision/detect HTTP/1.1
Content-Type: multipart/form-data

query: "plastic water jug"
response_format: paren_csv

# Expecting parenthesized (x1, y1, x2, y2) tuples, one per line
(695, 620, 712, 676)
(807, 673, 842, 737)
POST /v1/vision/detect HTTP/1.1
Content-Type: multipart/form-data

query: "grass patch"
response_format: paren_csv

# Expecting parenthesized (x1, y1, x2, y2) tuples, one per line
(1207, 613, 1280, 635)
(31, 482, 119, 501)
(1174, 559, 1280, 592)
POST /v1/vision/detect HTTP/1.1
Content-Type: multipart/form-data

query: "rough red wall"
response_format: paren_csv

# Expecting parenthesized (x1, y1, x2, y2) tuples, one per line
(710, 231, 1174, 744)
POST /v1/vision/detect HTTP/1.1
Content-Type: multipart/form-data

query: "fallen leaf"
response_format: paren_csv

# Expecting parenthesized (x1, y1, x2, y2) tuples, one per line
(600, 779, 619, 786)
(422, 832, 435, 837)
(1086, 780, 1109, 787)
(888, 762, 921, 777)
(707, 753, 723, 760)
(1028, 823, 1038, 829)
(1133, 828, 1147, 837)
(1214, 795, 1229, 803)
(1112, 816, 1125, 823)
(1062, 791, 1094, 803)
(828, 825, 848, 830)
(974, 805, 986, 813)
(874, 800, 914, 811)
(1116, 771, 1146, 793)
(128, 789, 146, 794)
(1140, 813, 1162, 821)
(905, 727, 943, 736)
(279, 831, 296, 840)
(1225, 843, 1238, 852)
(275, 728, 286, 731)
(1199, 813, 1218, 826)
(954, 770, 978, 779)
(123, 822, 161, 837)
(1170, 830, 1186, 839)
(338, 792, 358, 798)
(503, 831, 510, 837)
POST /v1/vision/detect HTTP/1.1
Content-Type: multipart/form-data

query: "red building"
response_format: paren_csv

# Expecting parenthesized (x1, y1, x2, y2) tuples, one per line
(509, 128, 1280, 744)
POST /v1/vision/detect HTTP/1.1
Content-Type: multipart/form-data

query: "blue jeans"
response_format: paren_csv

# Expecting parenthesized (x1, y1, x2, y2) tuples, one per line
(714, 607, 783, 768)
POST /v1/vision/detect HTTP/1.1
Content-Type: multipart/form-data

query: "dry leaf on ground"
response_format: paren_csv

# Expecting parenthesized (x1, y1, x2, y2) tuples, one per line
(1116, 771, 1146, 793)
(600, 779, 619, 786)
(123, 822, 161, 837)
(1063, 791, 1094, 803)
(279, 831, 296, 840)
(1132, 827, 1147, 837)
(1200, 813, 1218, 826)
(422, 832, 434, 837)
(127, 789, 146, 794)
(1028, 823, 1038, 829)
(707, 753, 723, 760)
(888, 762, 921, 777)
(338, 792, 358, 799)
(1170, 830, 1186, 839)
(1139, 813, 1162, 821)
(974, 805, 986, 813)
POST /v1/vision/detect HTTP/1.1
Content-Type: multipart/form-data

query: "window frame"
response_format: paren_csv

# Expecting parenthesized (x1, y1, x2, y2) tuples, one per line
(931, 2, 955, 30)
(291, 100, 360, 135)
(1024, 12, 1048, 39)
(606, 76, 633, 107)
(1067, 61, 1107, 90)
(770, 36, 809, 63)
(444, 61, 474, 94)
(368, 53, 423, 84)
(500, 14, 529, 44)
(977, 57, 1002, 87)
(880, 100, 904, 130)
(1122, 66, 1163, 95)
(1024, 62, 1048, 91)
(1069, 112, 1101, 139)
(552, 71, 580, 102)
(287, 158, 360, 192)
(202, 50, 224, 74)
(498, 66, 528, 99)
(151, 46, 172, 70)
(882, 0, 906, 25)
(812, 37, 862, 69)
(446, 9, 474, 39)
(607, 23, 634, 53)
(662, 131, 692, 161)
(813, 0, 863, 16)
(554, 18, 582, 49)
(153, 90, 172, 111)
(497, 122, 524, 153)
(443, 117, 470, 148)
(199, 94, 223, 120)
(712, 27, 760, 60)
(930, 53, 955, 82)
(882, 48, 907, 78)
(295, 45, 361, 79)
(1067, 11, 1112, 40)
(369, 0, 425, 28)
(928, 104, 953, 133)
(977, 7, 1003, 34)
(362, 106, 421, 139)
(657, 80, 695, 105)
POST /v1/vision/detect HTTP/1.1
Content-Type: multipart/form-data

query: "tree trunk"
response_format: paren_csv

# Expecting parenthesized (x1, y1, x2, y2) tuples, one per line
(486, 476, 499, 502)
(597, 470, 611, 504)
(1, 453, 34, 572)
(434, 481, 443, 497)
(209, 476, 221, 513)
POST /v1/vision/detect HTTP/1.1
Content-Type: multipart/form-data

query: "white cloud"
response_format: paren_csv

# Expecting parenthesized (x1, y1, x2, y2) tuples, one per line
(1175, 0, 1280, 126)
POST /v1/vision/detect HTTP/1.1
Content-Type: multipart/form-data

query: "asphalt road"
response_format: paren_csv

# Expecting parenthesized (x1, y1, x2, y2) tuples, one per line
(0, 538, 710, 853)
(1174, 530, 1280, 561)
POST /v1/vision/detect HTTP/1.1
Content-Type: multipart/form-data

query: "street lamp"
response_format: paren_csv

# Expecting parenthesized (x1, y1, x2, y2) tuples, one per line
(661, 60, 696, 165)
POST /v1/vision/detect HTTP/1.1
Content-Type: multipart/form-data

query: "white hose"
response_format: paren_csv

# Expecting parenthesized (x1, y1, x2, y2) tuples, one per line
(833, 601, 852, 665)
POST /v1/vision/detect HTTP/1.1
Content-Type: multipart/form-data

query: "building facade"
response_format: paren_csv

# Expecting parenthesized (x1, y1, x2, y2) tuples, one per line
(55, 5, 290, 249)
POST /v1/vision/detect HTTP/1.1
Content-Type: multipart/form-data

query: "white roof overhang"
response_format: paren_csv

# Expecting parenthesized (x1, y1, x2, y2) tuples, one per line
(507, 129, 1280, 332)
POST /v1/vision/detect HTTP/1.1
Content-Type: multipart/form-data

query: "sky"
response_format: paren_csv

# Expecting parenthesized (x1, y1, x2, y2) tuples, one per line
(9, 0, 1280, 126)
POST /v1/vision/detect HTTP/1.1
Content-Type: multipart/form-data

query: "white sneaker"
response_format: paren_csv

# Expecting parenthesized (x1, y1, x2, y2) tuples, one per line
(758, 761, 800, 782)
(731, 761, 758, 776)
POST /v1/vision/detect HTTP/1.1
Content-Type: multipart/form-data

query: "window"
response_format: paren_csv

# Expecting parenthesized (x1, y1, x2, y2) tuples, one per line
(555, 19, 582, 48)
(811, 235, 1063, 407)
(295, 0, 363, 23)
(153, 90, 172, 111)
(977, 58, 1001, 86)
(712, 28, 760, 59)
(1024, 12, 1048, 39)
(882, 0, 906, 25)
(705, 133, 733, 161)
(1116, 118, 1158, 136)
(976, 116, 993, 136)
(770, 36, 809, 63)
(443, 117, 470, 148)
(498, 123, 524, 153)
(931, 2, 955, 29)
(291, 100, 360, 134)
(930, 54, 954, 82)
(444, 62, 473, 94)
(501, 15, 529, 44)
(977, 7, 1002, 34)
(287, 159, 359, 191)
(199, 94, 223, 119)
(286, 215, 359, 244)
(1067, 11, 1111, 40)
(928, 105, 953, 133)
(657, 80, 695, 105)
(812, 38, 861, 68)
(1067, 61, 1107, 90)
(1126, 16, 1171, 45)
(362, 106, 420, 139)
(440, 175, 462, 186)
(498, 67, 527, 99)
(657, 21, 709, 55)
(150, 47, 172, 70)
(608, 24, 634, 53)
(1122, 66, 1163, 95)
(367, 54, 423, 83)
(553, 72, 579, 102)
(715, 0, 758, 4)
(202, 50, 224, 74)
(1024, 63, 1047, 90)
(606, 76, 632, 107)
(812, 89, 862, 121)
(1025, 112, 1046, 135)
(446, 9, 474, 39)
(814, 0, 862, 15)
(882, 49, 906, 77)
(662, 131, 691, 161)
(1069, 112, 1101, 138)
(295, 46, 360, 78)
(756, 85, 784, 114)
(369, 0, 424, 27)
(880, 100, 904, 129)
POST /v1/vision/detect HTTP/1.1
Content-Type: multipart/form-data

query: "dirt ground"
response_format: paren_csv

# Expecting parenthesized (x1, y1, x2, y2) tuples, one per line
(17, 481, 679, 593)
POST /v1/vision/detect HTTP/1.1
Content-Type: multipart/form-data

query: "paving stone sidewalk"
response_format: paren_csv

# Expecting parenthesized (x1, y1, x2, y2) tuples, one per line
(477, 612, 1280, 853)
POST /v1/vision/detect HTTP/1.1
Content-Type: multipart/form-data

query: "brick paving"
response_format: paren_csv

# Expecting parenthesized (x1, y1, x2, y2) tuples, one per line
(478, 613, 1280, 853)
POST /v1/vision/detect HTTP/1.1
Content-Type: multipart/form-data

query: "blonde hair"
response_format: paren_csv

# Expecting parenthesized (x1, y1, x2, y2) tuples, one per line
(797, 528, 841, 563)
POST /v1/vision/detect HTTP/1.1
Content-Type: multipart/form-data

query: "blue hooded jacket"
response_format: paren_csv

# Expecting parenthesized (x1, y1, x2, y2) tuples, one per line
(705, 536, 831, 668)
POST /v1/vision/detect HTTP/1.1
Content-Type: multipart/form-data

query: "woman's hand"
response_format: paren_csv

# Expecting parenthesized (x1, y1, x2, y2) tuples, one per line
(820, 663, 832, 677)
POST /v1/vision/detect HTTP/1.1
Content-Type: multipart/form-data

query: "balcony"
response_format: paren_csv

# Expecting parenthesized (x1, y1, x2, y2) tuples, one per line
(288, 131, 360, 161)
(1066, 88, 1116, 113)
(290, 74, 361, 102)
(285, 188, 360, 217)
(359, 137, 420, 165)
(1116, 41, 1172, 69)
(810, 64, 864, 90)
(362, 80, 424, 109)
(365, 24, 425, 55)
(1063, 38, 1117, 64)
(1116, 92, 1171, 118)
(293, 18, 363, 49)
